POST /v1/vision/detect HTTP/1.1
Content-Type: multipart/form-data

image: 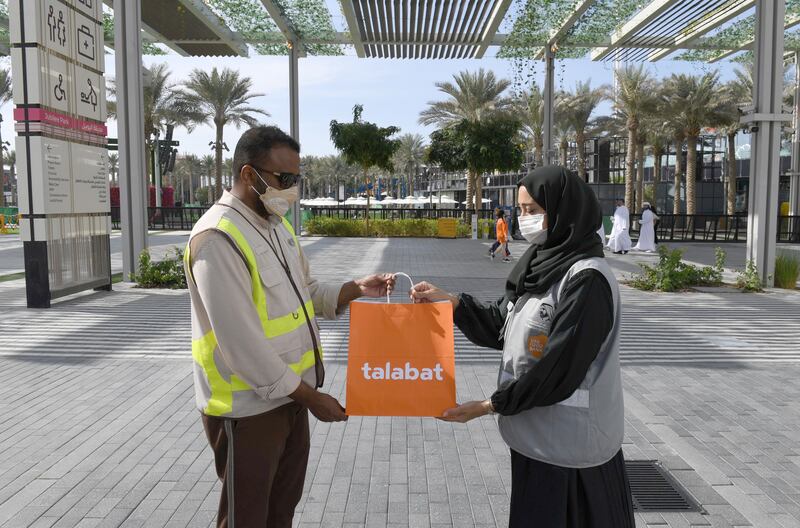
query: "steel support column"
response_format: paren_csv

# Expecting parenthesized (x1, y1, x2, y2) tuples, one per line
(289, 41, 301, 233)
(542, 46, 555, 167)
(791, 51, 800, 216)
(746, 0, 787, 286)
(114, 0, 148, 281)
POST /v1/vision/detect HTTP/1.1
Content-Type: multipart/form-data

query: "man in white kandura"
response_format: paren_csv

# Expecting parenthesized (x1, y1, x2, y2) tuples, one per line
(634, 202, 659, 252)
(606, 199, 632, 255)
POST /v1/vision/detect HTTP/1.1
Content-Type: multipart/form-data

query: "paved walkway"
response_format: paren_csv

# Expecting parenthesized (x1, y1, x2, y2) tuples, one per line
(0, 237, 799, 527)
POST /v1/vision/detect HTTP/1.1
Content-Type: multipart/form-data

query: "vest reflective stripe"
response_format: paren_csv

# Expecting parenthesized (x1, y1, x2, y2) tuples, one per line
(288, 349, 317, 375)
(192, 330, 250, 416)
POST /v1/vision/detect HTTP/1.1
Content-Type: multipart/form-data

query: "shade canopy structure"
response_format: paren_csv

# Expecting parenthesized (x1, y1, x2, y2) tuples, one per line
(0, 0, 792, 60)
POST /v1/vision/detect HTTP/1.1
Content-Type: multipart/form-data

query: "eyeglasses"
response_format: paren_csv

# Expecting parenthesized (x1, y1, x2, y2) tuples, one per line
(249, 165, 302, 189)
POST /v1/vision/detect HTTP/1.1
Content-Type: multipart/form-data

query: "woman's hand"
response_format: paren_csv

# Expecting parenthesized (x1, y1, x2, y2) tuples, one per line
(410, 281, 460, 309)
(438, 400, 494, 423)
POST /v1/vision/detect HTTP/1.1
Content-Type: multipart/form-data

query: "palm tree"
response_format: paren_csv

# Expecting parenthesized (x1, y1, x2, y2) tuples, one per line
(198, 154, 216, 203)
(560, 80, 607, 181)
(611, 65, 658, 211)
(393, 134, 426, 198)
(719, 76, 750, 218)
(662, 72, 725, 217)
(179, 68, 268, 201)
(108, 152, 119, 186)
(554, 112, 573, 168)
(419, 69, 512, 214)
(0, 68, 11, 105)
(640, 115, 671, 208)
(109, 65, 205, 185)
(419, 69, 513, 126)
(0, 69, 12, 207)
(519, 83, 545, 167)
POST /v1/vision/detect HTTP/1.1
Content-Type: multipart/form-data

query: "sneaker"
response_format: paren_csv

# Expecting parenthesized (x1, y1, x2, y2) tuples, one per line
(489, 253, 495, 260)
(503, 257, 511, 263)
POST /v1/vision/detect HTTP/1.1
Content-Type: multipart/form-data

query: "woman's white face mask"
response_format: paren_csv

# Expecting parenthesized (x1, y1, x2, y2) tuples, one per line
(518, 213, 547, 244)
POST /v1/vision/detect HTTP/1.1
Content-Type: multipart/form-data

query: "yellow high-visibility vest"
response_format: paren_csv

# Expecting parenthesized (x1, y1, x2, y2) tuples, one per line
(186, 215, 319, 416)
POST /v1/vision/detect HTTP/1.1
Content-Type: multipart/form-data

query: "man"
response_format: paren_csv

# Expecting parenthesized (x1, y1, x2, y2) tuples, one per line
(184, 126, 395, 527)
(606, 199, 632, 254)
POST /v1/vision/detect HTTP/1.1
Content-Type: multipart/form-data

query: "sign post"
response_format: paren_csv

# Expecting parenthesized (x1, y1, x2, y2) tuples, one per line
(11, 0, 110, 308)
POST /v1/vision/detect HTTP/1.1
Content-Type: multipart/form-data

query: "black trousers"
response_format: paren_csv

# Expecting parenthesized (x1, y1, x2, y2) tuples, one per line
(509, 449, 635, 528)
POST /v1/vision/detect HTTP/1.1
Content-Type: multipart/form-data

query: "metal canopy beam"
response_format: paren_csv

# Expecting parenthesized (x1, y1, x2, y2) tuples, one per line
(180, 0, 249, 56)
(259, 0, 306, 57)
(474, 0, 513, 58)
(535, 0, 596, 60)
(746, 0, 788, 287)
(591, 0, 682, 61)
(340, 0, 366, 57)
(709, 15, 800, 62)
(648, 0, 755, 61)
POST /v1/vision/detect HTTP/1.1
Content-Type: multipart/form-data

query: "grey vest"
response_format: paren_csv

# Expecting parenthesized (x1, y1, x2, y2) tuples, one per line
(497, 257, 624, 468)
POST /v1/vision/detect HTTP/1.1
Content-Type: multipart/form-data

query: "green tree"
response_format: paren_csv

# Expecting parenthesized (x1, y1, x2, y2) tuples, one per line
(420, 69, 512, 211)
(611, 65, 658, 211)
(393, 134, 426, 199)
(662, 72, 725, 217)
(330, 105, 401, 228)
(427, 116, 524, 219)
(560, 81, 607, 181)
(179, 67, 268, 201)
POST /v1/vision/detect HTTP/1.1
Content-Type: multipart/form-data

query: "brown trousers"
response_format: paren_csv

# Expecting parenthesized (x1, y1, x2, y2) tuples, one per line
(202, 403, 310, 528)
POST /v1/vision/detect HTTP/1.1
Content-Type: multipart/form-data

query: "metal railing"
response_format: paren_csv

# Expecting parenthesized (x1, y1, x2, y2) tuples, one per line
(305, 207, 496, 221)
(628, 214, 800, 243)
(111, 207, 210, 230)
(109, 207, 800, 243)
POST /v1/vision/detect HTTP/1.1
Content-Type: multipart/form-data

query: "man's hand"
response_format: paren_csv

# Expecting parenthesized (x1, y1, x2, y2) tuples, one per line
(307, 393, 348, 422)
(410, 281, 460, 309)
(438, 400, 494, 423)
(356, 273, 396, 298)
(289, 382, 347, 422)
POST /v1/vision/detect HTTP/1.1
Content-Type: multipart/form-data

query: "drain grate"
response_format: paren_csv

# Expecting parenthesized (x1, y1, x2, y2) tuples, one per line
(626, 460, 703, 512)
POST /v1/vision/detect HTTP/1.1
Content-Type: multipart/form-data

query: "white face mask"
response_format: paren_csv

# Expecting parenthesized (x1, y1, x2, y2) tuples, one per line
(518, 213, 547, 244)
(251, 169, 299, 217)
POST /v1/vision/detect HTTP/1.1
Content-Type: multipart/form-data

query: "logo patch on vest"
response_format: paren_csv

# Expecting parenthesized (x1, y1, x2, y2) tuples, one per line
(528, 334, 548, 358)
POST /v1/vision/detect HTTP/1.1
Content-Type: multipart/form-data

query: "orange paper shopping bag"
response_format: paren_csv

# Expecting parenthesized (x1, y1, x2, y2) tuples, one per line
(346, 300, 456, 417)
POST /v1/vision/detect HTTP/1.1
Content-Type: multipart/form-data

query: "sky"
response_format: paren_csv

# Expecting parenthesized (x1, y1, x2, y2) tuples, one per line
(0, 49, 746, 160)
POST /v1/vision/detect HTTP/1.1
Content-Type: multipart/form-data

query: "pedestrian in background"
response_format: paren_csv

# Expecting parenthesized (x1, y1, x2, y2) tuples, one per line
(607, 199, 632, 254)
(634, 202, 659, 252)
(488, 208, 512, 262)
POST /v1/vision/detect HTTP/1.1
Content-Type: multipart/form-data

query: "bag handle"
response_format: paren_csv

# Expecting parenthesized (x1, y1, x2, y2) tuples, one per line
(387, 272, 414, 304)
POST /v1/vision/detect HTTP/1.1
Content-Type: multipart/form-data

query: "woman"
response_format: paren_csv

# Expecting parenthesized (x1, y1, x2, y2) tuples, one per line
(411, 167, 634, 527)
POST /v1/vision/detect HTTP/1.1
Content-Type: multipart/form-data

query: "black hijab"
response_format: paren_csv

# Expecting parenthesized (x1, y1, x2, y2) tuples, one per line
(505, 166, 604, 301)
